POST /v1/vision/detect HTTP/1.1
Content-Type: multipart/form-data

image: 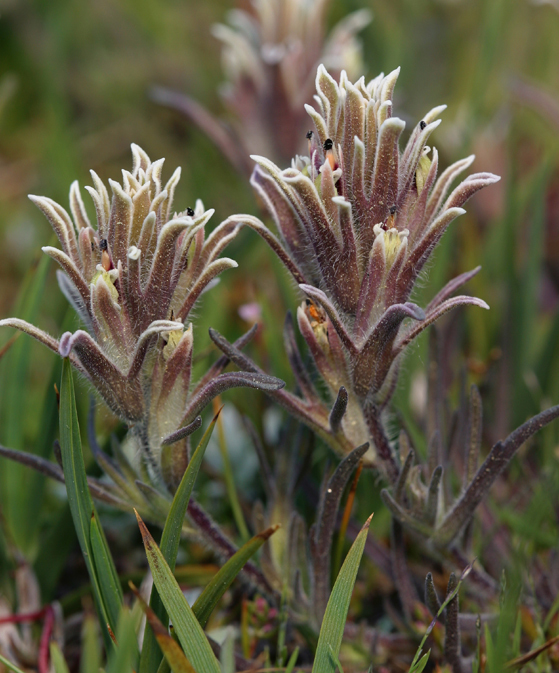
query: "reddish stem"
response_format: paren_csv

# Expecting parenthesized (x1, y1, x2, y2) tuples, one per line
(0, 607, 46, 625)
(0, 605, 55, 673)
(38, 605, 55, 673)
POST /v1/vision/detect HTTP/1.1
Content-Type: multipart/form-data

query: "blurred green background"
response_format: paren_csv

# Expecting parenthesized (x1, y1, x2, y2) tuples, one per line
(0, 0, 559, 605)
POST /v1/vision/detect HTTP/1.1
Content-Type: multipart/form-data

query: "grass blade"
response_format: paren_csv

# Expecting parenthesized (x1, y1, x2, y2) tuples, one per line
(80, 614, 102, 673)
(105, 608, 140, 673)
(160, 412, 219, 570)
(131, 583, 197, 673)
(409, 650, 430, 673)
(0, 653, 27, 673)
(505, 634, 559, 670)
(213, 397, 250, 541)
(311, 514, 373, 673)
(139, 412, 218, 673)
(192, 524, 280, 628)
(49, 642, 70, 673)
(90, 511, 124, 628)
(59, 357, 118, 651)
(0, 253, 52, 554)
(135, 510, 221, 673)
(285, 647, 300, 673)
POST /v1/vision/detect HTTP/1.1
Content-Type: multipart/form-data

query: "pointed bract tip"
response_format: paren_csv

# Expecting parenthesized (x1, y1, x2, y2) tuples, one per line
(259, 524, 281, 541)
(316, 63, 330, 78)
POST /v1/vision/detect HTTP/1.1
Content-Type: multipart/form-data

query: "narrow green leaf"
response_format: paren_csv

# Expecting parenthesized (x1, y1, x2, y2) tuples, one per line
(193, 524, 279, 628)
(215, 404, 250, 541)
(485, 623, 495, 672)
(220, 628, 235, 673)
(156, 658, 171, 673)
(311, 514, 373, 673)
(0, 253, 52, 554)
(409, 650, 430, 673)
(59, 358, 115, 651)
(512, 163, 549, 422)
(161, 413, 219, 568)
(328, 645, 345, 672)
(140, 412, 218, 673)
(50, 642, 71, 673)
(285, 647, 300, 673)
(80, 614, 102, 673)
(105, 608, 140, 673)
(136, 510, 221, 673)
(131, 583, 197, 673)
(90, 511, 124, 628)
(0, 653, 27, 673)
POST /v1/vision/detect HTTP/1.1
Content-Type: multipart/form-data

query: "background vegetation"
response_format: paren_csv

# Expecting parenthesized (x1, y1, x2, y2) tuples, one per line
(1, 0, 559, 671)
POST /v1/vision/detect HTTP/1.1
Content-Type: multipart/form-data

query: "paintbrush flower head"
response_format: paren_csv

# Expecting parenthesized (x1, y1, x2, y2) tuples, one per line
(250, 65, 500, 401)
(0, 145, 283, 484)
(236, 65, 500, 472)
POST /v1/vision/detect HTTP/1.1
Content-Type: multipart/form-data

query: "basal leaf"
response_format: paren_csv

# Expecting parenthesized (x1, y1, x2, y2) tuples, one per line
(136, 510, 221, 673)
(80, 614, 102, 673)
(49, 642, 71, 673)
(59, 358, 116, 651)
(131, 583, 197, 673)
(90, 511, 124, 631)
(311, 514, 373, 673)
(0, 653, 27, 673)
(105, 607, 140, 673)
(409, 650, 430, 673)
(0, 253, 51, 555)
(140, 412, 218, 673)
(192, 524, 279, 628)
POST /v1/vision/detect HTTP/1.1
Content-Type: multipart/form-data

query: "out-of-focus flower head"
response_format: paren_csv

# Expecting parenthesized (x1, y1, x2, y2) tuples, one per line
(152, 0, 371, 172)
(0, 145, 283, 486)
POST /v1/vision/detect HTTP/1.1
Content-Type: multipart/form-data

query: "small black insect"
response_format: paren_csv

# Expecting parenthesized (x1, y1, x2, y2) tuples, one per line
(186, 207, 195, 216)
(419, 120, 427, 130)
(323, 138, 333, 151)
(99, 239, 108, 252)
(389, 205, 397, 215)
(306, 130, 314, 140)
